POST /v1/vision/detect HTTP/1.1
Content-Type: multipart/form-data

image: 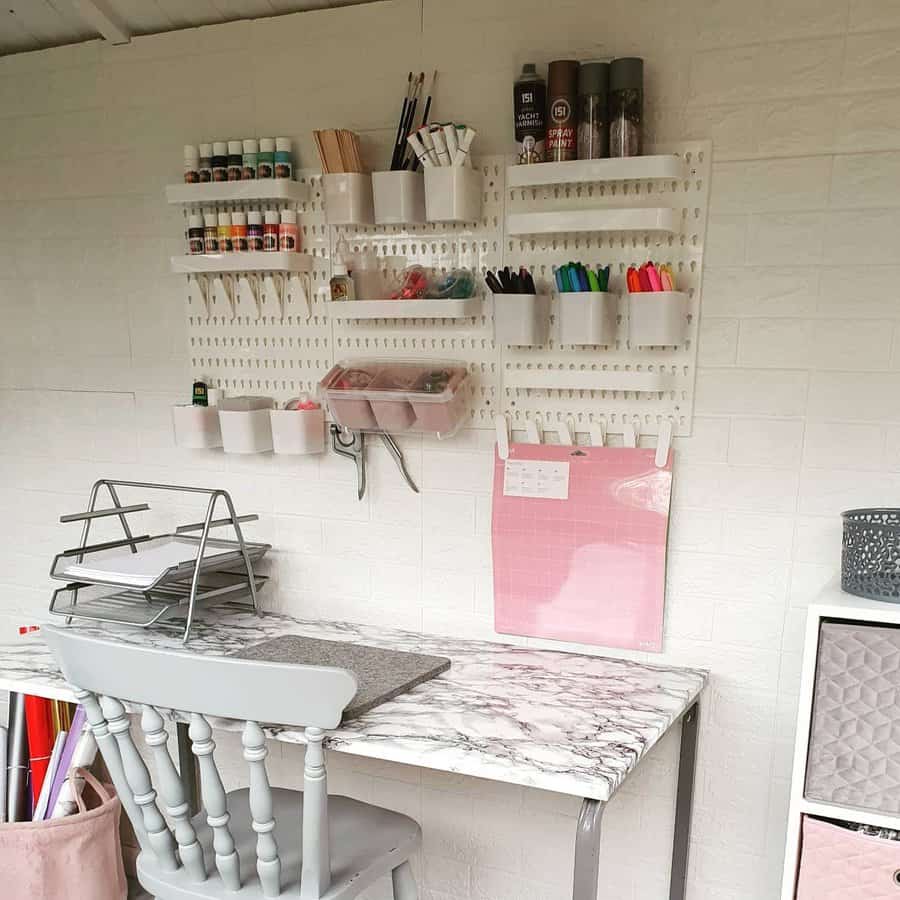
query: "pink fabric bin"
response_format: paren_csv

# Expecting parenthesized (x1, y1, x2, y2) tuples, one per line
(0, 768, 127, 900)
(796, 816, 900, 899)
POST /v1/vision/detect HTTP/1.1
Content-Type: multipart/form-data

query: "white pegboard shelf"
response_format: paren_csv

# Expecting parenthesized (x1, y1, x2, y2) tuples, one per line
(326, 297, 482, 319)
(506, 207, 681, 236)
(181, 143, 711, 438)
(504, 367, 677, 393)
(171, 252, 313, 274)
(506, 154, 688, 188)
(166, 180, 311, 205)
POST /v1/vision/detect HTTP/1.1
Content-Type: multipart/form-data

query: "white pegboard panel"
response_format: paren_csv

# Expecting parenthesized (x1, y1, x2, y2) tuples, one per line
(182, 142, 710, 436)
(501, 141, 710, 438)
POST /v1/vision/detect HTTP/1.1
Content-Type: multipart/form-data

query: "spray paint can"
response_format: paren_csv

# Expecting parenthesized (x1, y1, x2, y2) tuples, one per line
(513, 63, 546, 165)
(547, 60, 579, 162)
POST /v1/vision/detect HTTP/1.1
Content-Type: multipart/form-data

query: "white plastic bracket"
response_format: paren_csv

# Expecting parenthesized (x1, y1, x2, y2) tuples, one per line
(495, 414, 510, 460)
(557, 419, 573, 446)
(655, 419, 673, 467)
(265, 273, 286, 320)
(525, 418, 542, 445)
(589, 420, 606, 448)
(623, 421, 638, 448)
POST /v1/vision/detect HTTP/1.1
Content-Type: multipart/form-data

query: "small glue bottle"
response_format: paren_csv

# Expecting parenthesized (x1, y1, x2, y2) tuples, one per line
(329, 240, 355, 301)
(278, 209, 299, 251)
(263, 210, 279, 251)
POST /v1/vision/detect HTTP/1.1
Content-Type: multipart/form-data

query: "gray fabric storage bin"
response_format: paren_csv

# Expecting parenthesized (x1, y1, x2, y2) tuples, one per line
(806, 621, 900, 813)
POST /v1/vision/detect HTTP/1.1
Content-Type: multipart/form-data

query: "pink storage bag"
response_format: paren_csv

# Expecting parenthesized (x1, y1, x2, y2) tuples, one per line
(0, 767, 127, 900)
(797, 816, 900, 900)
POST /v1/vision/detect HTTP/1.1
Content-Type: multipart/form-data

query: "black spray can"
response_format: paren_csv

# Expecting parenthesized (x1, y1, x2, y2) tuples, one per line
(514, 63, 546, 164)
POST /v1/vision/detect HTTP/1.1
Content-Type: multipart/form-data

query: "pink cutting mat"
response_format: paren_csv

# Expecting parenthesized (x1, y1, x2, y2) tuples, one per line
(492, 443, 673, 653)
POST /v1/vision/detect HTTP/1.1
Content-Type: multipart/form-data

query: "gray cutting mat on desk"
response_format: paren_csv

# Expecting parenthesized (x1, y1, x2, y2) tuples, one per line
(232, 635, 451, 721)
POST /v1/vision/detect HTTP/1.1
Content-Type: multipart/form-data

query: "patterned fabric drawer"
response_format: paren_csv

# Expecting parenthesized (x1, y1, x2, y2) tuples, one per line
(797, 817, 900, 899)
(806, 622, 900, 813)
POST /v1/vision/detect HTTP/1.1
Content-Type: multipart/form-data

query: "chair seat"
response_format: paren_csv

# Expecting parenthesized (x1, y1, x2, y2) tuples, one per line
(136, 788, 421, 900)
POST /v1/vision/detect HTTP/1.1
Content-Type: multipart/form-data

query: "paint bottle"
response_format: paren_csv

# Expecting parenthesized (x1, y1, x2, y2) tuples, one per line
(187, 213, 205, 254)
(198, 143, 213, 182)
(227, 141, 243, 181)
(217, 211, 233, 252)
(547, 60, 579, 162)
(192, 381, 209, 406)
(263, 210, 279, 251)
(231, 210, 248, 251)
(279, 208, 299, 251)
(513, 63, 546, 164)
(247, 210, 264, 251)
(184, 145, 200, 183)
(212, 141, 228, 182)
(203, 211, 218, 253)
(274, 137, 293, 179)
(258, 138, 275, 179)
(242, 138, 258, 180)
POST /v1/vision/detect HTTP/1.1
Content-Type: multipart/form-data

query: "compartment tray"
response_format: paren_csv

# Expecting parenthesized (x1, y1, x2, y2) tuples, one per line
(49, 572, 268, 628)
(52, 534, 270, 590)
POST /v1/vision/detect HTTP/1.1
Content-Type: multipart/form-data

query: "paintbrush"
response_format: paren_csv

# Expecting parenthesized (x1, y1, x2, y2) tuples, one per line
(399, 72, 424, 169)
(390, 71, 414, 171)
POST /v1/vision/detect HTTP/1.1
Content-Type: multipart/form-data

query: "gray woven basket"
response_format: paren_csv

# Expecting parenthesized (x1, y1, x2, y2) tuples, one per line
(842, 508, 900, 602)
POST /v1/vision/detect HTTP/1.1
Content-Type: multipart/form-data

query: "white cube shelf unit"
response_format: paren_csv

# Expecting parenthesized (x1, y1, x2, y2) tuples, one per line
(177, 142, 710, 438)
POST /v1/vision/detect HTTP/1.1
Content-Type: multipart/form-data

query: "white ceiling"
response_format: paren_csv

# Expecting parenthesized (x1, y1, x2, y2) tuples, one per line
(0, 0, 370, 55)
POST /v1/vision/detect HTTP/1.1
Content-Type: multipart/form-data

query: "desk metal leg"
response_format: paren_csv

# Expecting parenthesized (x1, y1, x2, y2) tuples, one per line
(669, 702, 699, 900)
(572, 797, 605, 900)
(176, 721, 201, 815)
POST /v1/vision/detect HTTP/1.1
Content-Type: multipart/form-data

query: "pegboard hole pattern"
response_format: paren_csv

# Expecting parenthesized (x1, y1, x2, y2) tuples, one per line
(182, 143, 710, 437)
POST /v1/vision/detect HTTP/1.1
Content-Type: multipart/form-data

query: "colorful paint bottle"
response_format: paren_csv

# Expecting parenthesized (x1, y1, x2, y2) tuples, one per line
(279, 208, 299, 251)
(227, 141, 243, 181)
(247, 210, 264, 250)
(203, 211, 218, 253)
(242, 138, 258, 179)
(198, 143, 213, 183)
(274, 137, 293, 179)
(184, 145, 199, 183)
(258, 138, 275, 179)
(217, 211, 233, 252)
(231, 210, 248, 251)
(263, 210, 279, 251)
(187, 213, 205, 254)
(211, 142, 228, 182)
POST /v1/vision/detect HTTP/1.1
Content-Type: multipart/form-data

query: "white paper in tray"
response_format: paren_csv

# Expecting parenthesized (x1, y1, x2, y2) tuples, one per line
(61, 537, 218, 588)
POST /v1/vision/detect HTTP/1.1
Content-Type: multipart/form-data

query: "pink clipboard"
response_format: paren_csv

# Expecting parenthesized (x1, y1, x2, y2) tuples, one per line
(492, 443, 673, 653)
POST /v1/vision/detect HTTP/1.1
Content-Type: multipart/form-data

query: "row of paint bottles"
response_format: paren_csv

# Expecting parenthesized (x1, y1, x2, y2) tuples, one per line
(186, 209, 300, 254)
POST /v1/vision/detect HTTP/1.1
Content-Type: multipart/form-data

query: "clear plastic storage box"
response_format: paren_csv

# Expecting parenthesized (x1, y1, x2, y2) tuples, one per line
(319, 359, 471, 437)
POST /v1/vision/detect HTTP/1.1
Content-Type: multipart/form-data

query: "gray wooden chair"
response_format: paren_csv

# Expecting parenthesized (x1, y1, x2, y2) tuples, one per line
(43, 626, 420, 900)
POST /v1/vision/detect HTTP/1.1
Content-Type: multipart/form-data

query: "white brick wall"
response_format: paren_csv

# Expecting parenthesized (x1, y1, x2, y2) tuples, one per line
(0, 1, 895, 897)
